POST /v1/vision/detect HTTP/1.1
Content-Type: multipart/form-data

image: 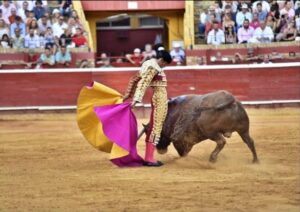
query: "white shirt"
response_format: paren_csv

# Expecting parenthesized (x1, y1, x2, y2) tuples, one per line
(200, 12, 207, 24)
(15, 1, 48, 10)
(17, 8, 27, 22)
(236, 11, 252, 27)
(52, 22, 68, 38)
(0, 3, 16, 24)
(251, 26, 274, 43)
(207, 29, 225, 45)
(252, 1, 271, 12)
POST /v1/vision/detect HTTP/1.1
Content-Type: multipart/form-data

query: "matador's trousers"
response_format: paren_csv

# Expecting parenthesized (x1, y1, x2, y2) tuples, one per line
(145, 86, 168, 145)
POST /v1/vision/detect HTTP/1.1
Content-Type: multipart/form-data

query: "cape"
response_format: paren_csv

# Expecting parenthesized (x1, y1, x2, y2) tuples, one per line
(76, 81, 144, 167)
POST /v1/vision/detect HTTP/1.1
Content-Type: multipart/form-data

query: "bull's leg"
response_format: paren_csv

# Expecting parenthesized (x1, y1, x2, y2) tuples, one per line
(238, 131, 259, 163)
(209, 134, 226, 163)
(173, 140, 193, 157)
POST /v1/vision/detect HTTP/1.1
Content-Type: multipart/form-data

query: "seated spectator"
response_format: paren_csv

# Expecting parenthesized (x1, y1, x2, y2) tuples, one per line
(280, 0, 295, 19)
(10, 16, 26, 37)
(231, 53, 244, 64)
(261, 54, 272, 64)
(296, 15, 300, 34)
(269, 1, 281, 19)
(0, 19, 9, 38)
(256, 2, 268, 21)
(33, 0, 46, 20)
(237, 19, 254, 43)
(249, 20, 274, 43)
(276, 19, 298, 41)
(51, 8, 61, 24)
(25, 10, 35, 26)
(15, 0, 48, 11)
(11, 28, 25, 49)
(58, 0, 73, 17)
(275, 13, 289, 34)
(71, 27, 87, 47)
(38, 15, 51, 34)
(126, 48, 144, 65)
(223, 12, 235, 31)
(36, 47, 55, 68)
(223, 3, 236, 22)
(17, 1, 29, 22)
(39, 32, 47, 48)
(8, 7, 17, 24)
(207, 20, 225, 45)
(96, 52, 108, 66)
(245, 48, 259, 62)
(101, 58, 112, 68)
(205, 14, 221, 38)
(207, 5, 221, 22)
(252, 0, 271, 13)
(55, 45, 71, 66)
(170, 43, 185, 65)
(0, 33, 12, 48)
(266, 15, 277, 31)
(198, 8, 208, 36)
(27, 18, 39, 35)
(52, 15, 68, 38)
(44, 27, 55, 45)
(59, 29, 74, 47)
(296, 1, 300, 16)
(224, 25, 236, 44)
(250, 13, 261, 29)
(68, 17, 80, 36)
(142, 44, 156, 62)
(0, 0, 16, 25)
(236, 4, 253, 28)
(24, 28, 40, 48)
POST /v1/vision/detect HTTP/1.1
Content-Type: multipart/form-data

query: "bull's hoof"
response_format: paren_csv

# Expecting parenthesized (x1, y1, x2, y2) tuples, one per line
(252, 158, 259, 164)
(209, 157, 217, 163)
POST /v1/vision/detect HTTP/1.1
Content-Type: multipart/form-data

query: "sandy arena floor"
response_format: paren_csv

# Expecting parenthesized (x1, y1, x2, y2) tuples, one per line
(0, 108, 299, 212)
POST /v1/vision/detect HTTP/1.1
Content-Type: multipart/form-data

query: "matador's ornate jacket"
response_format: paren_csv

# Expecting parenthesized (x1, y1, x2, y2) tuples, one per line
(124, 58, 168, 145)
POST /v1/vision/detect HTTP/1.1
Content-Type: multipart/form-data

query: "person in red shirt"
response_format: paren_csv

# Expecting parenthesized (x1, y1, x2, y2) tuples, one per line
(126, 48, 144, 66)
(72, 27, 87, 47)
(8, 7, 17, 24)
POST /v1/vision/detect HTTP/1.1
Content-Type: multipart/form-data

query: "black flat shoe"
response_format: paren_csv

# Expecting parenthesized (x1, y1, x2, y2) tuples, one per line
(143, 161, 164, 167)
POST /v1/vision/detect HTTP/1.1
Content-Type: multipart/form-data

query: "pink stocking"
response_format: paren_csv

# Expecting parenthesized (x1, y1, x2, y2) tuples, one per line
(144, 142, 156, 163)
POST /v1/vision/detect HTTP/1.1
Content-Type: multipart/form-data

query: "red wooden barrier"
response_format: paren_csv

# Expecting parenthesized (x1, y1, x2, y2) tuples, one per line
(0, 64, 299, 107)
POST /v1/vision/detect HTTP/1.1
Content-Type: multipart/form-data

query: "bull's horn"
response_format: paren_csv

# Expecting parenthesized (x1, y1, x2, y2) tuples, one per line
(137, 128, 146, 141)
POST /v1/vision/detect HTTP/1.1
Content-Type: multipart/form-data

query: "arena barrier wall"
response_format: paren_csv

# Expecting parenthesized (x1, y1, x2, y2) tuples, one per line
(0, 63, 299, 110)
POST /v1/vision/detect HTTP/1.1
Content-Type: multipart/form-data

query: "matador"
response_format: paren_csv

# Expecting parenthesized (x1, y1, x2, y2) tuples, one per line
(123, 50, 172, 167)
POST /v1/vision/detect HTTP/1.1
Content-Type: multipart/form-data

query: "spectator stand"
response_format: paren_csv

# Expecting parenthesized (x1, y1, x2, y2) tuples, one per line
(0, 0, 94, 69)
(186, 41, 300, 65)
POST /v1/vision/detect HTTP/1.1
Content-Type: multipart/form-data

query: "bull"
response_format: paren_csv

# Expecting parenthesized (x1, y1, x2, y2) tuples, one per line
(140, 91, 259, 163)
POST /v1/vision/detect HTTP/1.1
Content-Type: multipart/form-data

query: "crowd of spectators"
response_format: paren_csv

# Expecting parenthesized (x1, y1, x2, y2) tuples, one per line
(0, 0, 88, 67)
(198, 0, 300, 45)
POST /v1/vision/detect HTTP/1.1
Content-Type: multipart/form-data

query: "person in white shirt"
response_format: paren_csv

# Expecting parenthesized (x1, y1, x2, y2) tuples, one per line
(250, 20, 274, 43)
(52, 15, 68, 38)
(15, 1, 48, 11)
(236, 4, 253, 28)
(0, 0, 16, 25)
(252, 0, 271, 12)
(207, 21, 225, 45)
(170, 43, 185, 65)
(24, 28, 40, 48)
(237, 19, 255, 43)
(198, 9, 208, 35)
(17, 1, 29, 22)
(280, 0, 295, 18)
